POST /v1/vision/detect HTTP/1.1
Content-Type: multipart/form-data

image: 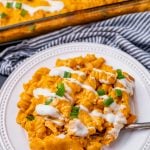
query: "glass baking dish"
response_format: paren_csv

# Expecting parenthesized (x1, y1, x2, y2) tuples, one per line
(0, 0, 150, 44)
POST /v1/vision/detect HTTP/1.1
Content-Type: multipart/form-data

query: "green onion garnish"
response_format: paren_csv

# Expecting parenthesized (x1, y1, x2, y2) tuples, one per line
(56, 83, 65, 97)
(70, 106, 79, 119)
(117, 69, 125, 79)
(20, 9, 27, 17)
(64, 71, 71, 78)
(28, 24, 36, 31)
(45, 98, 53, 105)
(97, 89, 105, 96)
(6, 2, 13, 8)
(26, 114, 34, 121)
(0, 12, 7, 19)
(115, 89, 122, 97)
(15, 2, 22, 9)
(103, 97, 114, 107)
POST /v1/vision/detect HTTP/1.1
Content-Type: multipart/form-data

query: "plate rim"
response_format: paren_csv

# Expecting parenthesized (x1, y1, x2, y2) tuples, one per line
(0, 42, 150, 150)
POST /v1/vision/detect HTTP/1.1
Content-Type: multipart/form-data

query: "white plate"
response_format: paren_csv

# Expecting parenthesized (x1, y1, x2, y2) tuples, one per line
(0, 43, 150, 150)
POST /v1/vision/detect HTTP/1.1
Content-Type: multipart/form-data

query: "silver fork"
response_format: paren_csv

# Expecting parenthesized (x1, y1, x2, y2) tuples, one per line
(125, 122, 150, 130)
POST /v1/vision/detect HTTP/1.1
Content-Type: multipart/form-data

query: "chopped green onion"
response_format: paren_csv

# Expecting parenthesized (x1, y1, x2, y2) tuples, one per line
(64, 71, 71, 78)
(117, 69, 125, 79)
(15, 2, 22, 9)
(20, 9, 27, 17)
(6, 2, 13, 8)
(70, 106, 79, 119)
(0, 12, 7, 19)
(97, 89, 105, 96)
(103, 97, 114, 107)
(45, 98, 53, 105)
(56, 83, 65, 97)
(28, 24, 36, 31)
(115, 89, 122, 97)
(26, 115, 34, 121)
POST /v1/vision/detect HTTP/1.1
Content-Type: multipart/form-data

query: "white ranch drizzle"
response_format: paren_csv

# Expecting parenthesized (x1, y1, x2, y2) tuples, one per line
(66, 78, 97, 94)
(68, 119, 89, 137)
(50, 119, 64, 126)
(93, 68, 115, 77)
(90, 102, 127, 137)
(35, 104, 63, 120)
(117, 78, 134, 96)
(50, 66, 86, 77)
(57, 134, 66, 139)
(1, 0, 64, 15)
(93, 68, 116, 84)
(33, 88, 71, 102)
(90, 109, 115, 123)
(114, 87, 129, 93)
(64, 93, 74, 104)
(45, 117, 64, 126)
(78, 105, 89, 112)
(108, 112, 127, 138)
(99, 95, 109, 100)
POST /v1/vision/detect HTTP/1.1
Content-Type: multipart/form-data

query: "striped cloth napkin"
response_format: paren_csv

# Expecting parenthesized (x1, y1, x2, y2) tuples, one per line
(0, 12, 150, 75)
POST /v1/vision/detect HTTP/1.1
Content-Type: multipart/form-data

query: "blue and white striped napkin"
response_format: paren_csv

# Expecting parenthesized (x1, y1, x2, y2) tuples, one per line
(0, 12, 150, 75)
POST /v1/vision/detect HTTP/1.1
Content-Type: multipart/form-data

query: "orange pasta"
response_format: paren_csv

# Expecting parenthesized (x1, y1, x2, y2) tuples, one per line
(16, 54, 136, 150)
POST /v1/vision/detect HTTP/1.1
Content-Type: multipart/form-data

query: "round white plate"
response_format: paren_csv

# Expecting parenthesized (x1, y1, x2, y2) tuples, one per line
(0, 43, 150, 150)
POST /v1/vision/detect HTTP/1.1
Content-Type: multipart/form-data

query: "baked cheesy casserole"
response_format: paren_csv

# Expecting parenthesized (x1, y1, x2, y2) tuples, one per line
(16, 54, 136, 150)
(0, 0, 127, 27)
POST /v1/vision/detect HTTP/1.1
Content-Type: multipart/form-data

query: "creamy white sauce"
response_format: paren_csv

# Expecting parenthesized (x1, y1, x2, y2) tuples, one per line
(93, 68, 115, 77)
(99, 95, 109, 100)
(33, 88, 69, 101)
(50, 119, 64, 126)
(79, 105, 89, 112)
(66, 78, 97, 94)
(118, 79, 134, 96)
(114, 87, 128, 93)
(107, 102, 127, 138)
(35, 104, 63, 119)
(64, 83, 74, 103)
(45, 117, 64, 126)
(108, 124, 124, 137)
(93, 68, 116, 84)
(90, 102, 127, 136)
(1, 0, 64, 15)
(50, 66, 86, 77)
(90, 110, 115, 123)
(99, 79, 110, 84)
(57, 134, 66, 139)
(90, 110, 103, 117)
(64, 93, 74, 103)
(64, 83, 72, 93)
(33, 88, 55, 98)
(68, 119, 88, 137)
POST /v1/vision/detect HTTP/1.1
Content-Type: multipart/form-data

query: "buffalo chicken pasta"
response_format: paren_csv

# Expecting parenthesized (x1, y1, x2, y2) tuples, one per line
(16, 54, 136, 150)
(0, 0, 126, 27)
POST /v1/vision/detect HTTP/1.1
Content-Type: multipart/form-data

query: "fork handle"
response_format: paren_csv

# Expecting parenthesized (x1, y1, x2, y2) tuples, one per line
(125, 122, 150, 130)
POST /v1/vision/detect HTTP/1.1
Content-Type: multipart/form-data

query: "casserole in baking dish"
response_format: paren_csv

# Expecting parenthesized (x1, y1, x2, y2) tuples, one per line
(0, 0, 127, 27)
